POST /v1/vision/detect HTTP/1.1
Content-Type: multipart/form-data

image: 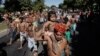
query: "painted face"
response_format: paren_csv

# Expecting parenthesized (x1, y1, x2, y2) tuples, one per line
(55, 32, 63, 41)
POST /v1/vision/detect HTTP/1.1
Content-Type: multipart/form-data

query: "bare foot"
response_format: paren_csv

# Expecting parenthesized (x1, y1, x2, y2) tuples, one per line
(17, 39, 20, 42)
(43, 41, 47, 45)
(18, 47, 23, 49)
(7, 42, 12, 46)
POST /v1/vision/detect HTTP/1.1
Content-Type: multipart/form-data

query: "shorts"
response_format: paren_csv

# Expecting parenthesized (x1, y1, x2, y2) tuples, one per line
(27, 37, 37, 52)
(20, 32, 27, 41)
(10, 29, 17, 39)
(33, 22, 38, 27)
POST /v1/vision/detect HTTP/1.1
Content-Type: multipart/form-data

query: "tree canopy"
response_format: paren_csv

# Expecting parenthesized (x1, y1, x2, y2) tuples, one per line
(59, 0, 100, 11)
(4, 0, 45, 11)
(32, 0, 45, 11)
(4, 0, 21, 11)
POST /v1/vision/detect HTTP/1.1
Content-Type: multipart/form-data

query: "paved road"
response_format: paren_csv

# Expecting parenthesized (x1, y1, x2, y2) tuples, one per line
(0, 29, 8, 38)
(0, 33, 32, 56)
(0, 33, 45, 56)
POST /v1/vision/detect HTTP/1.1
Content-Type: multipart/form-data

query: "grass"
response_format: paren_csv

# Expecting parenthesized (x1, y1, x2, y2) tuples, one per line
(0, 22, 7, 32)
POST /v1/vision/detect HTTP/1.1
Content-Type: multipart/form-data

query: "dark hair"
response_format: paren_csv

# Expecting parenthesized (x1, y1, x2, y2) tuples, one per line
(72, 15, 75, 18)
(19, 17, 24, 23)
(8, 17, 13, 23)
(63, 16, 68, 24)
(48, 11, 56, 21)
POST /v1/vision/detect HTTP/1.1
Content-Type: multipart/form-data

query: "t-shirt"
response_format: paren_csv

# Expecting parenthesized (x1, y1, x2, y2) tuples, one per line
(65, 31, 71, 42)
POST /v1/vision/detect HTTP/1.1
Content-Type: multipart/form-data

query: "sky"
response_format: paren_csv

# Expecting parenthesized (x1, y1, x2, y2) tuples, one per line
(0, 0, 3, 4)
(0, 0, 63, 7)
(45, 0, 63, 7)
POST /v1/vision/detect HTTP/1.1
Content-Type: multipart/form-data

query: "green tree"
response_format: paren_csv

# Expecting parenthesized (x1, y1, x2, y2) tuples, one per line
(61, 0, 100, 11)
(32, 0, 45, 11)
(59, 3, 63, 9)
(74, 0, 84, 8)
(60, 0, 75, 10)
(5, 0, 21, 11)
(19, 0, 33, 10)
(4, 0, 33, 11)
(4, 0, 45, 11)
(64, 0, 75, 8)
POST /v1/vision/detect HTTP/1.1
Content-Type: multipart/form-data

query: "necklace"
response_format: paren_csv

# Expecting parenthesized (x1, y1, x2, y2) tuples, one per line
(58, 39, 63, 45)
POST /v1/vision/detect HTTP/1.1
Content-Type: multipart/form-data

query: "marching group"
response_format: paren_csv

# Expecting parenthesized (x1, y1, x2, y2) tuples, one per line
(2, 9, 80, 56)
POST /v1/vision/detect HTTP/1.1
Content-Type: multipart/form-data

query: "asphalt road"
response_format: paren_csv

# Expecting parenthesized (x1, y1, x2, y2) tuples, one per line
(0, 34, 32, 56)
(0, 33, 45, 56)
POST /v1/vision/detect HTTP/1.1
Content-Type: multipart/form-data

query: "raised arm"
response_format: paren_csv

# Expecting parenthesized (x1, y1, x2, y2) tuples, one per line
(34, 21, 50, 40)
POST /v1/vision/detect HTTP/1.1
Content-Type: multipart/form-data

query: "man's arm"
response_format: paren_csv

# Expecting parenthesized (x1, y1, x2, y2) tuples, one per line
(34, 21, 50, 40)
(50, 34, 59, 55)
(64, 41, 70, 56)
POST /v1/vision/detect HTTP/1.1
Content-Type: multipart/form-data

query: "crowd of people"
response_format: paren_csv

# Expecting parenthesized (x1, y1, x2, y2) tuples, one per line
(1, 9, 86, 56)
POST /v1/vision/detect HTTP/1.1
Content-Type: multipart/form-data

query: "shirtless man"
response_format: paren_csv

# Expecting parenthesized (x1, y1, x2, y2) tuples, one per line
(7, 20, 15, 45)
(27, 22, 38, 56)
(43, 23, 69, 56)
(14, 18, 21, 32)
(7, 18, 20, 45)
(18, 15, 36, 49)
(18, 18, 27, 49)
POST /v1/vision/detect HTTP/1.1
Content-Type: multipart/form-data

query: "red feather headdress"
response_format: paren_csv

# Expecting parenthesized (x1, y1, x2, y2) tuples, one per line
(54, 23, 66, 34)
